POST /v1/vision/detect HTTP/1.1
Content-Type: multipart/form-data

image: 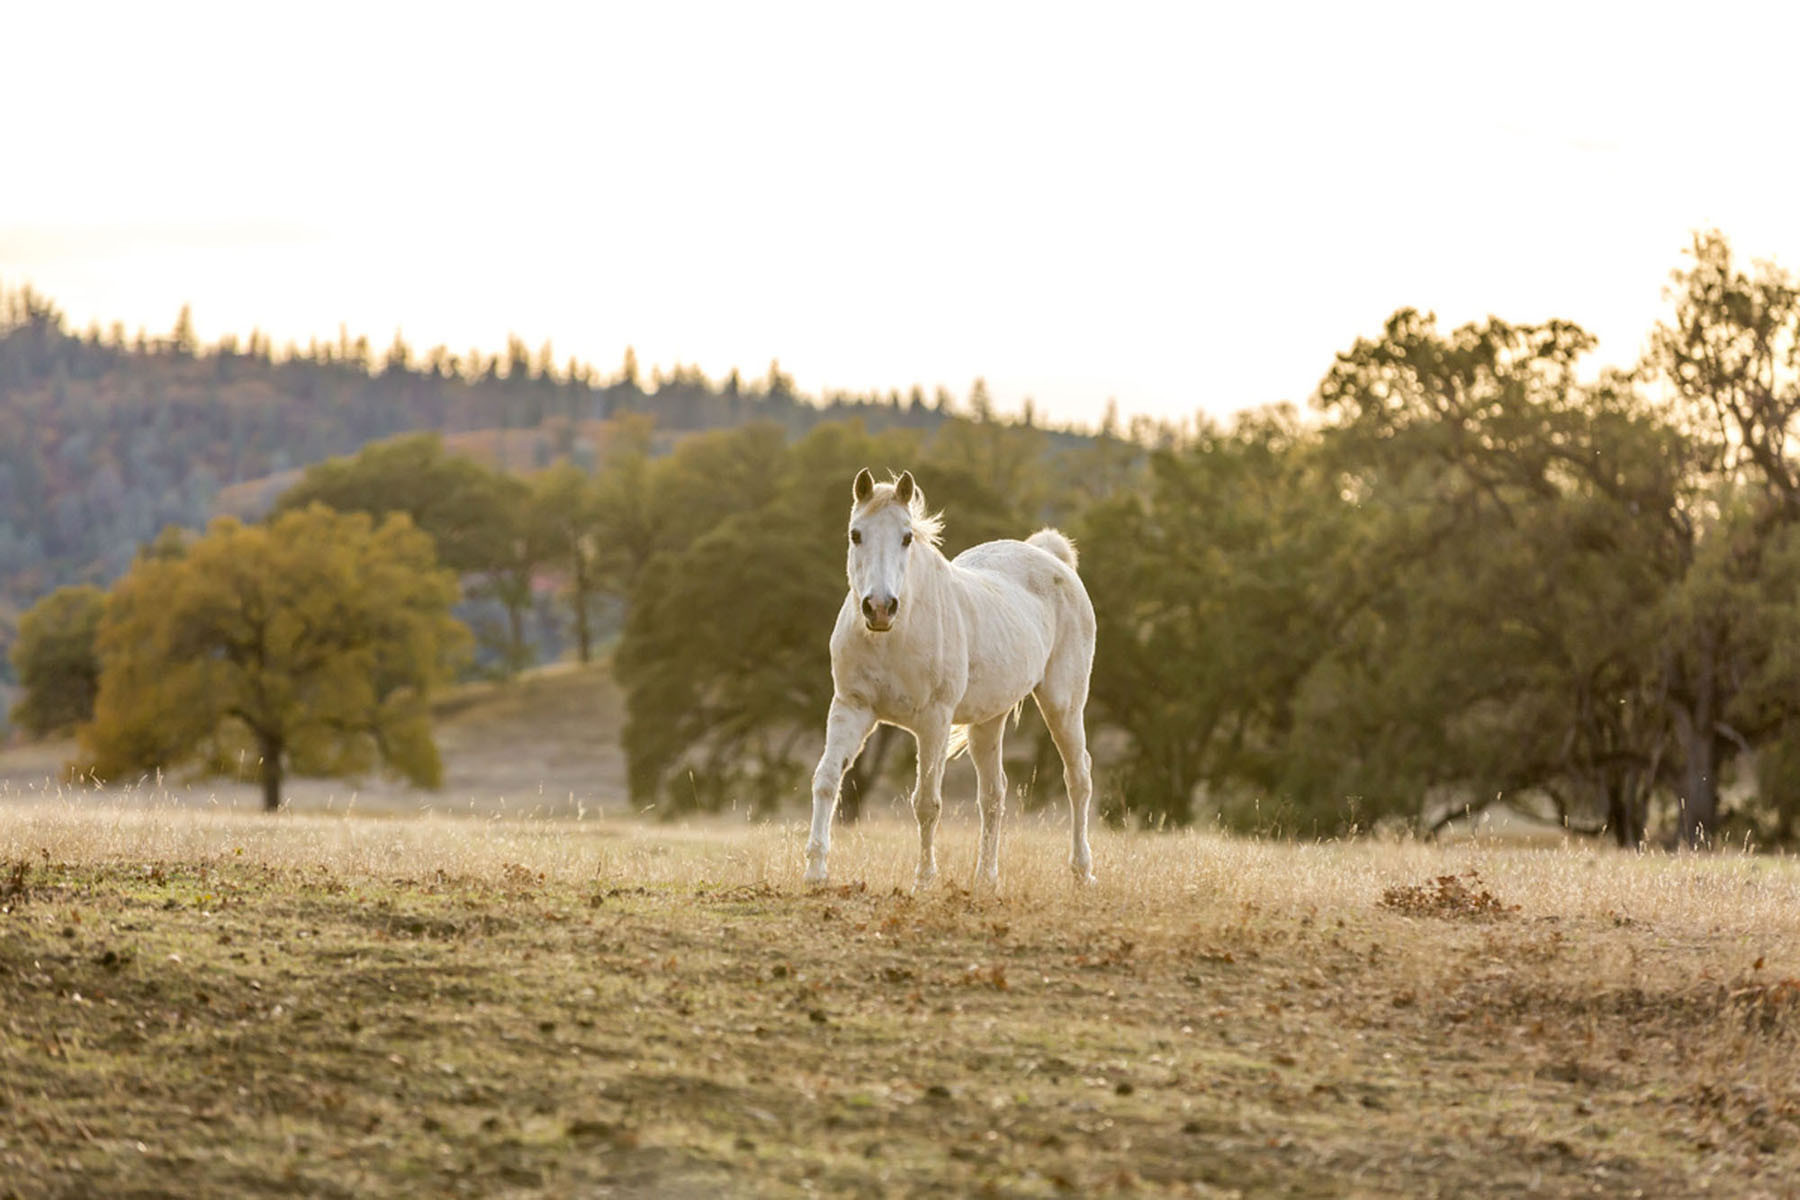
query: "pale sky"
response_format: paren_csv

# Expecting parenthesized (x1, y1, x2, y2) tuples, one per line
(3, 1, 1797, 430)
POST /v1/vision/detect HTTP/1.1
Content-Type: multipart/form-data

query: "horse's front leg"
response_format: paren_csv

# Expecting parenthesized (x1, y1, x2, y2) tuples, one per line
(805, 699, 877, 885)
(910, 715, 952, 890)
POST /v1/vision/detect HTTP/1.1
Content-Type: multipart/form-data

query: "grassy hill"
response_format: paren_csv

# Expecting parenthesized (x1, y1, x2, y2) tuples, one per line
(426, 661, 629, 816)
(0, 660, 632, 816)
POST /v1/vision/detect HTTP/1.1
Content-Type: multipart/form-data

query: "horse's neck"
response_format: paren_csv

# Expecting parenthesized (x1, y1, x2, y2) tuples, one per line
(911, 544, 956, 612)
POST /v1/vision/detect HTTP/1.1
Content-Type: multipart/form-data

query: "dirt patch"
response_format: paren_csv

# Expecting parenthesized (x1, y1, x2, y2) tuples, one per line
(1731, 974, 1800, 1035)
(1, 856, 32, 906)
(1379, 868, 1517, 920)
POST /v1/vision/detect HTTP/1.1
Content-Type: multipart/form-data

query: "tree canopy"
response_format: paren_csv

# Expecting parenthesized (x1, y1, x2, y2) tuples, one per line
(79, 506, 468, 809)
(9, 584, 106, 736)
(273, 434, 523, 575)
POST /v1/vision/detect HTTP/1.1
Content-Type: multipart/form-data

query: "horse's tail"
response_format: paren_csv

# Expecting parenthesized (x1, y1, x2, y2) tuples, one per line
(943, 699, 1026, 762)
(1027, 528, 1078, 571)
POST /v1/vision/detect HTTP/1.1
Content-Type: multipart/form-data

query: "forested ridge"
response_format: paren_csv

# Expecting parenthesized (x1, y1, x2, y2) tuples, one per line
(0, 287, 998, 625)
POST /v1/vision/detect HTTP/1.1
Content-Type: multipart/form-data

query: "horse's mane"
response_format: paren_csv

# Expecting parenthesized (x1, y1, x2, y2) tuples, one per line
(861, 479, 944, 548)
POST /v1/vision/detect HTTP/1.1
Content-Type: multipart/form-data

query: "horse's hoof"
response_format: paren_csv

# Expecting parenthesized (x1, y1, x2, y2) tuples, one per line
(1071, 866, 1096, 886)
(913, 870, 938, 892)
(804, 864, 829, 886)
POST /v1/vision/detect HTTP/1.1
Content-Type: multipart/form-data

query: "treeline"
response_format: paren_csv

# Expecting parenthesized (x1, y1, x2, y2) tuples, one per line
(608, 231, 1800, 848)
(11, 231, 1800, 848)
(0, 287, 1045, 627)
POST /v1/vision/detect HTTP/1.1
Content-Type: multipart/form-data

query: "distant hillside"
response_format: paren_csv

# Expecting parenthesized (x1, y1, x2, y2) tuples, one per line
(0, 285, 977, 640)
(212, 421, 691, 520)
(427, 660, 629, 813)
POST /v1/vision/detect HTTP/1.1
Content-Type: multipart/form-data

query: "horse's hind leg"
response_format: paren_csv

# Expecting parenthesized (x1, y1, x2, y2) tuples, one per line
(910, 715, 951, 890)
(1036, 686, 1095, 885)
(967, 715, 1008, 892)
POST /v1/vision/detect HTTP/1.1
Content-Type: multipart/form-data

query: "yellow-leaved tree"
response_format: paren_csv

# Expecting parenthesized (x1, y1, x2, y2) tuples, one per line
(78, 505, 470, 810)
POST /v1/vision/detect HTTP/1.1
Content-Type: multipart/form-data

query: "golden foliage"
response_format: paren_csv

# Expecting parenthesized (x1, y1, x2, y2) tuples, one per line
(77, 505, 469, 805)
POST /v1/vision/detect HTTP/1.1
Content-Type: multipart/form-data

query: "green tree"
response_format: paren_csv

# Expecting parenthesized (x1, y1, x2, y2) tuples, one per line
(1079, 409, 1359, 828)
(928, 414, 1048, 518)
(1304, 311, 1692, 842)
(273, 434, 518, 575)
(530, 462, 605, 663)
(79, 506, 468, 811)
(1646, 231, 1800, 844)
(9, 584, 106, 736)
(617, 512, 831, 814)
(463, 471, 546, 675)
(169, 304, 198, 358)
(1079, 309, 1703, 842)
(588, 414, 666, 605)
(274, 433, 541, 675)
(1656, 231, 1800, 516)
(638, 422, 786, 557)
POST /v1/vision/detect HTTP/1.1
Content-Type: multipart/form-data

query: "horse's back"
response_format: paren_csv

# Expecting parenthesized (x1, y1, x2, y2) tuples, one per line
(951, 538, 1092, 626)
(961, 536, 1096, 715)
(949, 536, 1095, 691)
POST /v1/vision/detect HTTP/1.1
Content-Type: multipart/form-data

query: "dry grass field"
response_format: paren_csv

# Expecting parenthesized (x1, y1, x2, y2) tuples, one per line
(2, 795, 1798, 1199)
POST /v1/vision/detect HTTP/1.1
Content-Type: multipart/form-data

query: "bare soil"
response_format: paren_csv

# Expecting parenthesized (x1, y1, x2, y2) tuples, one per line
(2, 811, 1797, 1198)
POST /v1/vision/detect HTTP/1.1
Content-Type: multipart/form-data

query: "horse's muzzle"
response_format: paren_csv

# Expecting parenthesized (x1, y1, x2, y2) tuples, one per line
(862, 594, 899, 632)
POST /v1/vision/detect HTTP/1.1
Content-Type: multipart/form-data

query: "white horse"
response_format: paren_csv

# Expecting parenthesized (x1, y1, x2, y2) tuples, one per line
(804, 468, 1097, 890)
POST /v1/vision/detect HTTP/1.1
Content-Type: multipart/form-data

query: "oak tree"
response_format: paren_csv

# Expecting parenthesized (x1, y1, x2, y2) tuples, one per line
(80, 506, 468, 810)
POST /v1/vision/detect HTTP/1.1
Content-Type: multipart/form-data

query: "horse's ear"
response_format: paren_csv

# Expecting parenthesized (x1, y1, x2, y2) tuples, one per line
(853, 468, 875, 503)
(894, 471, 915, 505)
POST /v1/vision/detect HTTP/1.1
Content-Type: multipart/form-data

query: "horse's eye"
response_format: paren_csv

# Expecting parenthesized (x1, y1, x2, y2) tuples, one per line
(902, 531, 913, 547)
(850, 530, 861, 545)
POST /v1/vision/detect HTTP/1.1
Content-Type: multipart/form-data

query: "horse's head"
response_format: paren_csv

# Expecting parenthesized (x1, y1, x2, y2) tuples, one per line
(848, 467, 926, 633)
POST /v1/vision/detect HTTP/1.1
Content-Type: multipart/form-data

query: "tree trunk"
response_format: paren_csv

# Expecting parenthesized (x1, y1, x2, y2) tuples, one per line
(1169, 745, 1192, 827)
(1023, 722, 1062, 812)
(1673, 677, 1719, 849)
(259, 736, 284, 813)
(1606, 769, 1646, 849)
(506, 595, 529, 675)
(571, 563, 593, 665)
(1679, 726, 1718, 848)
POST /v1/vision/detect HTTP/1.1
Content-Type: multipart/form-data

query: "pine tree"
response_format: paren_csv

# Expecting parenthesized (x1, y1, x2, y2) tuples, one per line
(169, 305, 198, 358)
